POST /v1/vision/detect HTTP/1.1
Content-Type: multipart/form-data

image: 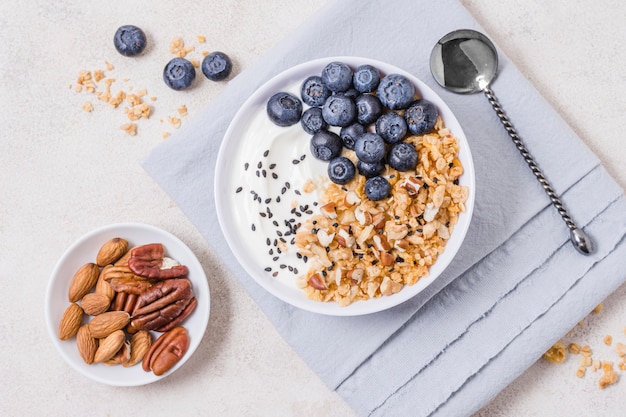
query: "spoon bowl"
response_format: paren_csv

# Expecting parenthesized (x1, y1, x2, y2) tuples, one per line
(430, 29, 593, 255)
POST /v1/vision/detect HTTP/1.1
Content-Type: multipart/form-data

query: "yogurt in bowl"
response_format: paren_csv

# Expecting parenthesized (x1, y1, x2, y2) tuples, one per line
(214, 57, 474, 316)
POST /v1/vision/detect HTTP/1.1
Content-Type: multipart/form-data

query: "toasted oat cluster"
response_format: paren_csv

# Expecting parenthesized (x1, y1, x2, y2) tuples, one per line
(294, 118, 468, 306)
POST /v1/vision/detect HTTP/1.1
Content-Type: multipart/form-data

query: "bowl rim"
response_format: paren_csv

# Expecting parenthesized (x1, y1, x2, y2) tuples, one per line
(44, 222, 210, 386)
(214, 56, 475, 316)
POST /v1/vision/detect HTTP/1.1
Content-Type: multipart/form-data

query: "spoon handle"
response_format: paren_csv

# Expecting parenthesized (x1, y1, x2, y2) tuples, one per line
(483, 87, 593, 255)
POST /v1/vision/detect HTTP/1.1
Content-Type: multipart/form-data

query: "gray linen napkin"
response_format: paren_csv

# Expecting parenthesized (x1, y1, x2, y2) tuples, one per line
(141, 0, 626, 415)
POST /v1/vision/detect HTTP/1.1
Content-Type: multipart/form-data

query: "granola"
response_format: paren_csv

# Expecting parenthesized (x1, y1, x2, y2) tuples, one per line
(294, 118, 468, 306)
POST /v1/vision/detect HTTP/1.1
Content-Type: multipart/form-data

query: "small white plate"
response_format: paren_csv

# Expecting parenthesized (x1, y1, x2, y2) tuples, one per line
(44, 222, 210, 386)
(214, 56, 475, 316)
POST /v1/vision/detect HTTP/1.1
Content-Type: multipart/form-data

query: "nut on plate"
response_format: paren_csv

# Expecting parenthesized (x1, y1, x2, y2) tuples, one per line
(68, 262, 100, 302)
(142, 326, 189, 376)
(128, 243, 189, 279)
(94, 329, 126, 363)
(58, 302, 84, 340)
(96, 237, 129, 266)
(80, 293, 111, 316)
(124, 330, 152, 367)
(76, 323, 98, 364)
(88, 310, 130, 338)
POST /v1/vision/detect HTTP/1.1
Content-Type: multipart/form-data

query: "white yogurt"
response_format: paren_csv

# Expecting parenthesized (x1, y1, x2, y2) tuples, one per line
(228, 83, 329, 287)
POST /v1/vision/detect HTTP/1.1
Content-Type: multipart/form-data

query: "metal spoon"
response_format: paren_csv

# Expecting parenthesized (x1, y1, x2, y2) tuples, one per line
(430, 29, 593, 255)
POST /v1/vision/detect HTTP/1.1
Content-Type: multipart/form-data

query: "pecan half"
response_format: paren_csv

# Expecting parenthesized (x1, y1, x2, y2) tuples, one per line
(108, 277, 196, 333)
(142, 326, 190, 376)
(128, 243, 189, 280)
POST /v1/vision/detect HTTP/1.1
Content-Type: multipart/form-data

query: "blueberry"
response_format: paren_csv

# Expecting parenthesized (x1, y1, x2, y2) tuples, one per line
(354, 132, 386, 163)
(300, 76, 331, 107)
(339, 123, 366, 150)
(405, 99, 439, 135)
(387, 142, 418, 171)
(310, 131, 343, 161)
(113, 25, 147, 57)
(163, 58, 196, 90)
(375, 112, 408, 144)
(327, 156, 356, 185)
(355, 94, 383, 125)
(300, 107, 328, 134)
(322, 93, 356, 127)
(342, 88, 360, 100)
(321, 61, 353, 92)
(364, 176, 391, 201)
(353, 65, 380, 93)
(357, 160, 385, 178)
(201, 51, 232, 81)
(376, 74, 415, 110)
(267, 92, 302, 127)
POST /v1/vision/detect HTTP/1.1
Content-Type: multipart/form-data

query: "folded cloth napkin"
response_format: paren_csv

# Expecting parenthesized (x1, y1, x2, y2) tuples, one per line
(142, 0, 626, 415)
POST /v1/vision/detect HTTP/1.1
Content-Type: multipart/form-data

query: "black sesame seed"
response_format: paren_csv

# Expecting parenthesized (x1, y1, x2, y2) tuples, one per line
(251, 223, 256, 231)
(280, 264, 287, 269)
(276, 230, 283, 237)
(265, 198, 272, 204)
(295, 190, 301, 195)
(244, 162, 249, 170)
(282, 187, 287, 194)
(303, 256, 308, 263)
(300, 154, 306, 161)
(305, 210, 313, 214)
(236, 186, 243, 193)
(276, 196, 281, 203)
(273, 220, 279, 227)
(257, 161, 262, 169)
(273, 256, 279, 261)
(288, 265, 294, 272)
(259, 212, 266, 217)
(293, 267, 299, 274)
(264, 267, 272, 272)
(396, 256, 405, 263)
(285, 182, 291, 189)
(453, 179, 459, 185)
(296, 253, 302, 259)
(292, 159, 300, 165)
(262, 170, 267, 178)
(433, 177, 438, 183)
(256, 170, 260, 177)
(263, 149, 270, 157)
(269, 163, 276, 169)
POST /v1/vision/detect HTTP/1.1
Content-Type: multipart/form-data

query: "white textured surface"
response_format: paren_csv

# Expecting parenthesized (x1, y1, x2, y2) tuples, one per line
(0, 1, 624, 416)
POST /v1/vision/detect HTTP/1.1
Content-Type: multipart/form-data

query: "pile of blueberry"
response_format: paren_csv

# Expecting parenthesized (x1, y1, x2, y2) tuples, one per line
(113, 25, 233, 90)
(266, 61, 439, 201)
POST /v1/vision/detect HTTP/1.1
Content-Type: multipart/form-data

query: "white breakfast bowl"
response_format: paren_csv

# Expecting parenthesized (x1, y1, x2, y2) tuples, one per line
(214, 56, 475, 316)
(45, 222, 210, 386)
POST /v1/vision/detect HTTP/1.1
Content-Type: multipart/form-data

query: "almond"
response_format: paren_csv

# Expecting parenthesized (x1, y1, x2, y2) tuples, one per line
(105, 340, 130, 366)
(88, 311, 130, 338)
(58, 303, 84, 340)
(124, 330, 152, 367)
(76, 323, 98, 364)
(95, 265, 115, 300)
(68, 262, 100, 302)
(80, 293, 111, 316)
(96, 237, 129, 266)
(94, 329, 126, 363)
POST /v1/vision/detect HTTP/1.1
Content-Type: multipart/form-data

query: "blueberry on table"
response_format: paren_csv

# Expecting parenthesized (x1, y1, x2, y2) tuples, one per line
(405, 99, 439, 135)
(339, 122, 366, 150)
(355, 93, 383, 125)
(357, 160, 385, 178)
(353, 65, 380, 93)
(354, 132, 386, 163)
(301, 75, 331, 107)
(310, 131, 343, 161)
(376, 112, 408, 144)
(267, 92, 303, 127)
(327, 156, 356, 185)
(377, 74, 415, 110)
(163, 58, 196, 90)
(113, 25, 147, 57)
(364, 176, 391, 201)
(301, 107, 328, 134)
(387, 142, 418, 171)
(201, 51, 232, 81)
(322, 94, 357, 127)
(321, 61, 353, 92)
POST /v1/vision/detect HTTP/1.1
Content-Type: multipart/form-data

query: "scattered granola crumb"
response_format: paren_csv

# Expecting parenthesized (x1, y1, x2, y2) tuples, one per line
(191, 59, 200, 68)
(599, 362, 619, 389)
(544, 341, 567, 364)
(167, 116, 181, 129)
(593, 303, 603, 314)
(177, 105, 188, 116)
(82, 101, 94, 112)
(162, 132, 171, 139)
(169, 36, 194, 58)
(196, 35, 206, 43)
(604, 335, 613, 346)
(202, 50, 210, 57)
(576, 367, 586, 378)
(105, 61, 114, 71)
(568, 343, 581, 354)
(120, 122, 137, 136)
